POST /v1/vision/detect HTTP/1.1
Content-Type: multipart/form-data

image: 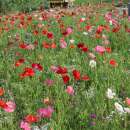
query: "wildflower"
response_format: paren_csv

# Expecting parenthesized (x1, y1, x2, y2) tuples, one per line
(15, 58, 25, 67)
(70, 39, 75, 44)
(25, 115, 39, 123)
(0, 100, 8, 109)
(88, 52, 96, 59)
(114, 102, 125, 114)
(37, 106, 54, 118)
(4, 101, 16, 113)
(62, 75, 70, 84)
(72, 70, 80, 80)
(32, 63, 43, 71)
(44, 79, 54, 87)
(124, 107, 130, 114)
(82, 47, 88, 52)
(81, 75, 90, 81)
(109, 59, 118, 67)
(60, 38, 67, 48)
(56, 66, 68, 75)
(106, 88, 116, 99)
(89, 60, 96, 68)
(66, 86, 74, 95)
(47, 32, 54, 39)
(125, 98, 130, 106)
(20, 121, 31, 130)
(77, 43, 84, 49)
(0, 87, 4, 96)
(95, 45, 105, 53)
(20, 67, 35, 78)
(83, 32, 88, 35)
(90, 114, 96, 119)
(66, 27, 73, 35)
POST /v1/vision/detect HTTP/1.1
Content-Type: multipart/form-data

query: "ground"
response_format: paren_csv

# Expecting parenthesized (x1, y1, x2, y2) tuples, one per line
(0, 3, 130, 130)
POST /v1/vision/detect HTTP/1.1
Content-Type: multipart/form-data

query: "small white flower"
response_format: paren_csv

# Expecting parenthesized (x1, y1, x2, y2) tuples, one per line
(106, 88, 116, 99)
(70, 39, 75, 44)
(32, 126, 40, 130)
(89, 60, 96, 68)
(124, 107, 130, 114)
(83, 32, 88, 35)
(114, 102, 125, 114)
(81, 17, 86, 21)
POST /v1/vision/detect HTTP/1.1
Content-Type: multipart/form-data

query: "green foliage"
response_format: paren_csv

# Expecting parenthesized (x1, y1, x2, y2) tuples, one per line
(0, 0, 47, 13)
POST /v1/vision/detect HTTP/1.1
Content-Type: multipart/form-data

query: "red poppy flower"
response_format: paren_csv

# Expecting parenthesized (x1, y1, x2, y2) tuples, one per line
(82, 47, 88, 52)
(96, 26, 104, 34)
(15, 58, 25, 67)
(109, 59, 118, 67)
(42, 42, 50, 49)
(25, 114, 39, 123)
(27, 16, 32, 21)
(62, 75, 70, 84)
(81, 75, 90, 81)
(20, 67, 35, 78)
(77, 43, 84, 49)
(19, 43, 28, 49)
(56, 66, 68, 75)
(34, 41, 38, 46)
(72, 70, 80, 80)
(51, 43, 57, 49)
(0, 87, 4, 96)
(47, 32, 54, 39)
(42, 30, 48, 35)
(85, 25, 92, 31)
(32, 63, 43, 71)
(33, 30, 38, 36)
(105, 47, 111, 53)
(0, 100, 8, 109)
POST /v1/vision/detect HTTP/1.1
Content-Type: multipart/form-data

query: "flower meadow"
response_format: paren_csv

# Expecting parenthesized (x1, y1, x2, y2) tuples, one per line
(1, 4, 130, 130)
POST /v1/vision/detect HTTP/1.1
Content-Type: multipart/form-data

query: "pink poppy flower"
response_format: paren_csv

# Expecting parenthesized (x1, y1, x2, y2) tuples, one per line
(95, 45, 105, 53)
(125, 98, 130, 106)
(20, 121, 31, 130)
(26, 44, 35, 50)
(50, 65, 59, 72)
(37, 106, 54, 118)
(60, 39, 67, 48)
(44, 79, 54, 87)
(66, 27, 73, 35)
(4, 101, 16, 113)
(66, 86, 74, 95)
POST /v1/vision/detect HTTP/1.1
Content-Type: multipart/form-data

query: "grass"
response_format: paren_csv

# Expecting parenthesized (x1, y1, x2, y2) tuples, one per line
(0, 3, 130, 130)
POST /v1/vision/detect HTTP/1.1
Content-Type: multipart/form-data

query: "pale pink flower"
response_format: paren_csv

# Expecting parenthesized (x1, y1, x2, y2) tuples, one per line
(102, 40, 110, 45)
(37, 106, 54, 118)
(4, 101, 16, 113)
(20, 121, 31, 130)
(95, 45, 105, 53)
(125, 98, 130, 106)
(44, 79, 54, 87)
(26, 44, 35, 50)
(66, 86, 74, 95)
(60, 39, 67, 48)
(66, 27, 73, 35)
(50, 65, 59, 72)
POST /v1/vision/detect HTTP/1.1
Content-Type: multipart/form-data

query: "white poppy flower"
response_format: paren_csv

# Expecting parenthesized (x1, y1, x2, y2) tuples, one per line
(70, 39, 75, 44)
(124, 107, 130, 114)
(83, 32, 88, 35)
(89, 60, 96, 68)
(114, 102, 125, 114)
(106, 88, 116, 99)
